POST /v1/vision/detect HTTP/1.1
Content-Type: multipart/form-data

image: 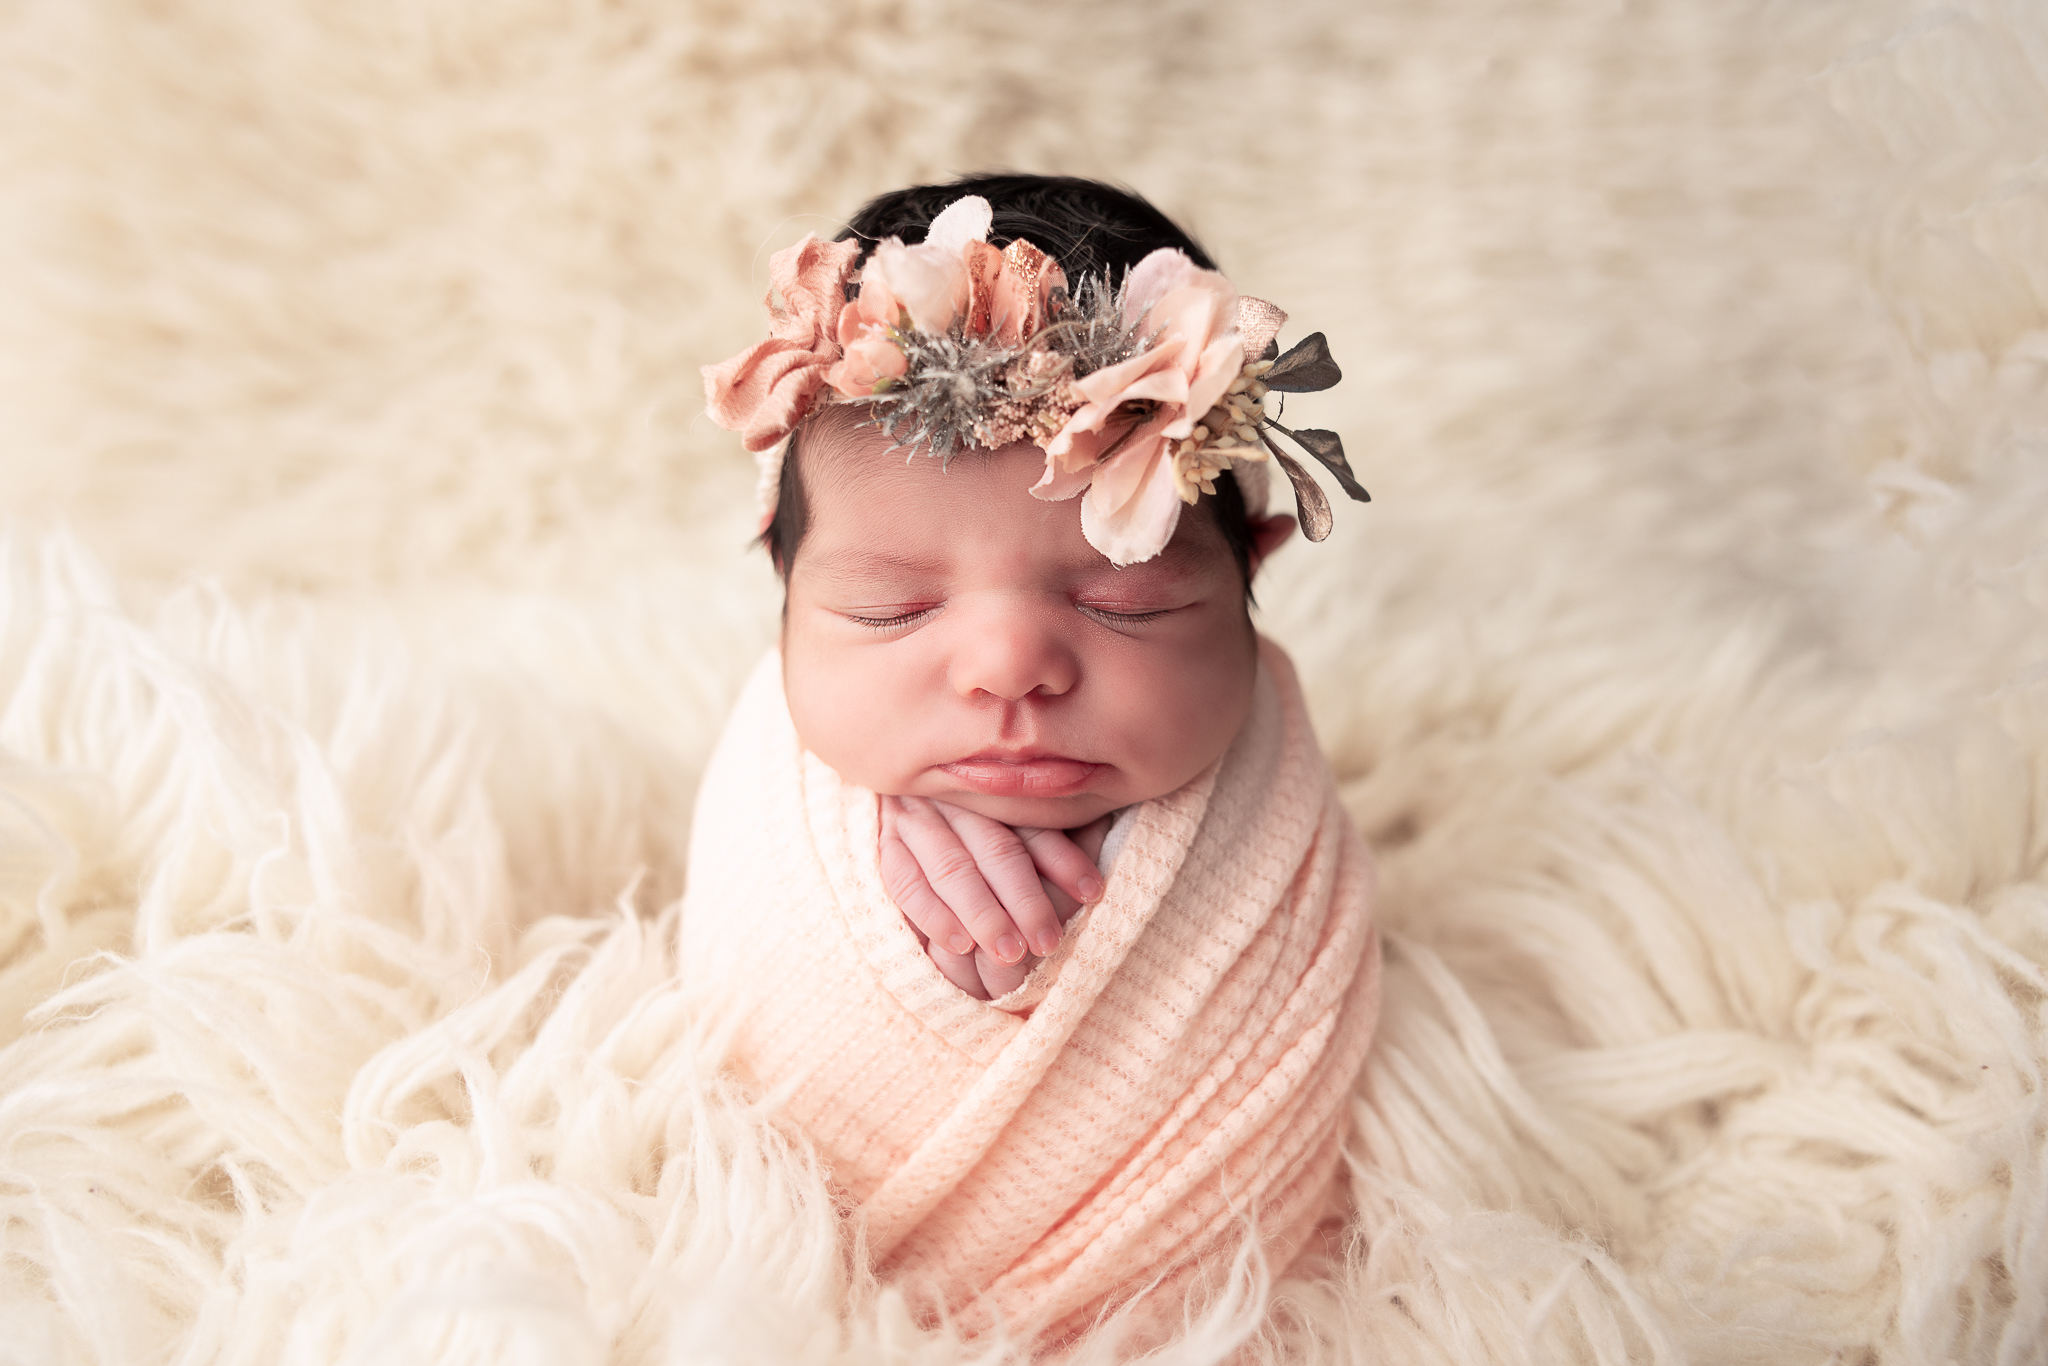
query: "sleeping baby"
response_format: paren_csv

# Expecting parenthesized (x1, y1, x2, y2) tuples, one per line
(686, 174, 1381, 1350)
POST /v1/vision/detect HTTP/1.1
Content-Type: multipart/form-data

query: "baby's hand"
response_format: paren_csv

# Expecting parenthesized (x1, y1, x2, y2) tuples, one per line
(880, 796, 1110, 1000)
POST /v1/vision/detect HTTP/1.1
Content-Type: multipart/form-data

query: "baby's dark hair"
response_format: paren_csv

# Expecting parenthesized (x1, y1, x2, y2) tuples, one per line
(842, 173, 1219, 281)
(763, 174, 1258, 587)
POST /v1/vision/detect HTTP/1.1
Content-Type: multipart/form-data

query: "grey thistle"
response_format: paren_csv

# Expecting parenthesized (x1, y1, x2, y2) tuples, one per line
(865, 327, 1022, 464)
(855, 271, 1142, 463)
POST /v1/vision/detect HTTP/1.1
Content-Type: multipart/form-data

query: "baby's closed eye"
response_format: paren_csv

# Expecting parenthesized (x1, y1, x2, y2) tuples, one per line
(1076, 603, 1172, 626)
(1069, 558, 1203, 625)
(844, 604, 941, 630)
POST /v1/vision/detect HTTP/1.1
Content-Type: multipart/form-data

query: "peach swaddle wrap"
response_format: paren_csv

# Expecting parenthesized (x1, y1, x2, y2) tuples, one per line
(679, 638, 1380, 1343)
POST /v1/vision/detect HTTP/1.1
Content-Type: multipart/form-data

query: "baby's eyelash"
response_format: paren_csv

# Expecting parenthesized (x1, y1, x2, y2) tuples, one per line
(1080, 605, 1169, 625)
(846, 607, 938, 631)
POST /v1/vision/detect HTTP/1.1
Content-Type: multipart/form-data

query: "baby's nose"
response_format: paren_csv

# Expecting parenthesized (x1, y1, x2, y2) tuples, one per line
(949, 605, 1078, 702)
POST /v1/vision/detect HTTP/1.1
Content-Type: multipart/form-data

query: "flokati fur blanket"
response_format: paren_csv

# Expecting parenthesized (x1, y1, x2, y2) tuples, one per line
(681, 645, 1379, 1347)
(1, 0, 2046, 1362)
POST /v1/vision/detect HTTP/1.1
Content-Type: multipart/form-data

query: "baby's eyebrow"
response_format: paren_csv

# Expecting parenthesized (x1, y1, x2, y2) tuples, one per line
(801, 548, 948, 580)
(1142, 542, 1208, 575)
(1087, 541, 1207, 583)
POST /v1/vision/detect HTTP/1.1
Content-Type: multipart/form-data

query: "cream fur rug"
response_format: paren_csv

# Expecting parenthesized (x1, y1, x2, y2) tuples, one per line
(2, 1, 2045, 1362)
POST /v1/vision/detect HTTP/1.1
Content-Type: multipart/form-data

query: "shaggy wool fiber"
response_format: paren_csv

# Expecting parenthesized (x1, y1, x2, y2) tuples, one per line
(1, 1, 2045, 1362)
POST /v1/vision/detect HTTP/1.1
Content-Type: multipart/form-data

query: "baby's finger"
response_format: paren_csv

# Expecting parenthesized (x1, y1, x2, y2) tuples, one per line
(977, 947, 1033, 999)
(893, 798, 1032, 963)
(930, 940, 991, 1000)
(1070, 814, 1115, 865)
(931, 802, 1065, 960)
(880, 800, 978, 957)
(1015, 826, 1106, 912)
(1040, 875, 1084, 926)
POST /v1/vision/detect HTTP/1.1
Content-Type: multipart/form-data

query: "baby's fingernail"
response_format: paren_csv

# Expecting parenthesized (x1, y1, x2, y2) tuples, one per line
(996, 934, 1025, 963)
(1033, 929, 1061, 957)
(1079, 876, 1104, 901)
(946, 932, 975, 955)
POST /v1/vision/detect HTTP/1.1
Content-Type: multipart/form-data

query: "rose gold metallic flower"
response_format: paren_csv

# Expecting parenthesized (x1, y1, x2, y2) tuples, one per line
(988, 239, 1067, 347)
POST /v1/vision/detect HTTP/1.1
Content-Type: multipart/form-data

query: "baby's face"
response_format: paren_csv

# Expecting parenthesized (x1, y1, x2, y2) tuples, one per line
(781, 421, 1261, 829)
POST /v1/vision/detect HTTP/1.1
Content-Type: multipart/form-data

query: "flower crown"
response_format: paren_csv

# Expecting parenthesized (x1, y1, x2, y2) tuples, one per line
(702, 196, 1367, 567)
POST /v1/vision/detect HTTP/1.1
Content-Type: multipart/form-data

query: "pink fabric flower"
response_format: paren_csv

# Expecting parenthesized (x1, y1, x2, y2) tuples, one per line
(1033, 249, 1246, 566)
(861, 195, 993, 334)
(701, 234, 861, 453)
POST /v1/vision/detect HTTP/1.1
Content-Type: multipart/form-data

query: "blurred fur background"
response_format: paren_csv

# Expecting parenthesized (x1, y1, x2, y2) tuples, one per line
(1, 1, 2044, 1361)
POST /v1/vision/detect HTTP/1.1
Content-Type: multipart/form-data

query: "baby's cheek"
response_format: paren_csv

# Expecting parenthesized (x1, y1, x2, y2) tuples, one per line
(784, 649, 846, 756)
(1124, 655, 1254, 787)
(1139, 709, 1224, 786)
(785, 652, 908, 790)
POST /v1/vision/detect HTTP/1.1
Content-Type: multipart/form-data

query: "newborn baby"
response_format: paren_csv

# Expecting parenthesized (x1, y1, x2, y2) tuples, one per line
(686, 174, 1380, 1350)
(781, 398, 1294, 1003)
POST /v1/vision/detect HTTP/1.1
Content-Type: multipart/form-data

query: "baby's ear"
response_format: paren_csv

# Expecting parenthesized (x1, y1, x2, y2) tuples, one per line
(1247, 514, 1296, 578)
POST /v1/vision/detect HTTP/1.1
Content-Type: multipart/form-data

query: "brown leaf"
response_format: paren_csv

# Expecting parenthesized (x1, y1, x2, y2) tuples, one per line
(1270, 448, 1333, 541)
(1263, 333, 1342, 393)
(1283, 427, 1370, 503)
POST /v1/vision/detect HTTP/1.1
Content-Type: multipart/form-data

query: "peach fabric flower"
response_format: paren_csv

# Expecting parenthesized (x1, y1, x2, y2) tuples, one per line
(1033, 249, 1247, 566)
(701, 234, 861, 454)
(825, 273, 910, 398)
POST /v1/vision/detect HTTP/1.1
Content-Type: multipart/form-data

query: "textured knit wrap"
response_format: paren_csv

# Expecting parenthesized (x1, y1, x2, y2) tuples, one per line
(679, 639, 1381, 1345)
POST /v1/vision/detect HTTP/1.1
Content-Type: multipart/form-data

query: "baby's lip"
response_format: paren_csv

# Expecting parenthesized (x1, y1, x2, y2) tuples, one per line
(939, 752, 1102, 797)
(955, 747, 1068, 763)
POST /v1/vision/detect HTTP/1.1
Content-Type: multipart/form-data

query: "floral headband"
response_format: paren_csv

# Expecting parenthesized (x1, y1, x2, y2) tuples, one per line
(702, 195, 1367, 567)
